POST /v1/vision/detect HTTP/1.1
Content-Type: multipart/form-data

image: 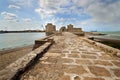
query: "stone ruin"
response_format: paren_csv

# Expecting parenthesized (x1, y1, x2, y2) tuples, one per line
(45, 23, 56, 36)
(60, 24, 84, 36)
(59, 26, 67, 32)
(45, 23, 84, 36)
(68, 24, 84, 36)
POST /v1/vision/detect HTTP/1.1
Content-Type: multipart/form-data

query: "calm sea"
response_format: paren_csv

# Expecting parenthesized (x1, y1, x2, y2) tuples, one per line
(100, 31, 120, 40)
(0, 33, 45, 50)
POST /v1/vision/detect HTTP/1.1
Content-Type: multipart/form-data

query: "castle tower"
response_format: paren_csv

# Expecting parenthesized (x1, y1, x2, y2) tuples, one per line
(45, 23, 56, 36)
(67, 24, 73, 32)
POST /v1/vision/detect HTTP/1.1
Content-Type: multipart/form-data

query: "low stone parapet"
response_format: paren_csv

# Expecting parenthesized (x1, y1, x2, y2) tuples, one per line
(32, 34, 54, 50)
(82, 37, 120, 57)
(0, 41, 53, 80)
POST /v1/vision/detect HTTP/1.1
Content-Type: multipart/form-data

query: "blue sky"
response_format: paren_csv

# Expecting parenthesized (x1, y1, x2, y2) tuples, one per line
(0, 0, 120, 31)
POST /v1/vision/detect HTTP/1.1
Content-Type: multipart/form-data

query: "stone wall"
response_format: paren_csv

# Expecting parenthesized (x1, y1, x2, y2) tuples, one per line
(67, 24, 73, 31)
(45, 23, 56, 36)
(59, 26, 67, 32)
(82, 37, 120, 57)
(67, 24, 84, 36)
(45, 23, 84, 36)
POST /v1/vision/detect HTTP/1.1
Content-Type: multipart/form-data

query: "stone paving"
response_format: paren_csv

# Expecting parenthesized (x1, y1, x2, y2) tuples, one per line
(21, 32, 120, 80)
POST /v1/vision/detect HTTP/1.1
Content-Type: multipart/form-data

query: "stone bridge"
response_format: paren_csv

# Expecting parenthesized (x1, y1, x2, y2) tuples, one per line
(0, 32, 120, 80)
(21, 32, 120, 80)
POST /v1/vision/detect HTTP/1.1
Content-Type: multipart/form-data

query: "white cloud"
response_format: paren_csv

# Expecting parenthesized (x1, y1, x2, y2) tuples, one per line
(85, 0, 120, 24)
(1, 11, 18, 22)
(72, 0, 96, 7)
(23, 18, 32, 22)
(8, 5, 20, 9)
(35, 0, 72, 19)
(34, 0, 120, 31)
(71, 0, 120, 26)
(35, 8, 57, 19)
(10, 0, 34, 7)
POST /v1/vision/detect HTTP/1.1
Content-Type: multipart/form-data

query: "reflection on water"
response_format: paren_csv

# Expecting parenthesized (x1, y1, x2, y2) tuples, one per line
(0, 33, 45, 50)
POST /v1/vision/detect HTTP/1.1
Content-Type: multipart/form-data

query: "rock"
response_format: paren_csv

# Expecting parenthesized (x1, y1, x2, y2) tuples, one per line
(116, 53, 120, 57)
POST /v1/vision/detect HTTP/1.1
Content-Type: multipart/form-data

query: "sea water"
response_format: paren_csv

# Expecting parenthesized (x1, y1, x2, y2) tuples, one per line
(92, 31, 120, 40)
(101, 31, 120, 40)
(0, 33, 45, 50)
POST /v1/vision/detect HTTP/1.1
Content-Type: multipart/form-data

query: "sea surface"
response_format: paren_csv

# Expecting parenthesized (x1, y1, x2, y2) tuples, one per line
(0, 32, 45, 50)
(94, 31, 120, 40)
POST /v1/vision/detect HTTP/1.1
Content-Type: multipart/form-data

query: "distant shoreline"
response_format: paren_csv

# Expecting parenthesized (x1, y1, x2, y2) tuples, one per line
(0, 30, 45, 34)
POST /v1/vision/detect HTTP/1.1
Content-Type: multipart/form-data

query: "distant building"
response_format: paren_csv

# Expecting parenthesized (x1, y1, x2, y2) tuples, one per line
(67, 24, 84, 36)
(45, 23, 84, 36)
(45, 23, 56, 36)
(59, 26, 67, 32)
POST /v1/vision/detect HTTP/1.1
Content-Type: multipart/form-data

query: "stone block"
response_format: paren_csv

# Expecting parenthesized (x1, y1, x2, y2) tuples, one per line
(94, 60, 113, 66)
(111, 61, 120, 67)
(71, 51, 80, 53)
(83, 77, 105, 80)
(111, 68, 120, 77)
(99, 55, 114, 60)
(59, 75, 70, 80)
(81, 54, 97, 59)
(68, 53, 80, 58)
(64, 66, 87, 75)
(62, 58, 74, 63)
(88, 66, 111, 77)
(75, 59, 92, 65)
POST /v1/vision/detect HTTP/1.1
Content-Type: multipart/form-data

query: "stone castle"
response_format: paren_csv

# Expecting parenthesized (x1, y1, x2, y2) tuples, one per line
(45, 23, 56, 36)
(45, 23, 84, 36)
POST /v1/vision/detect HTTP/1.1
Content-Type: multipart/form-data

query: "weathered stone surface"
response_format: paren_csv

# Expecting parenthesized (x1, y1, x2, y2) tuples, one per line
(45, 23, 56, 36)
(116, 53, 120, 57)
(61, 54, 66, 57)
(62, 51, 69, 53)
(74, 76, 81, 80)
(68, 53, 80, 58)
(83, 77, 105, 80)
(94, 60, 113, 66)
(88, 66, 111, 77)
(59, 75, 70, 80)
(20, 32, 120, 80)
(64, 66, 87, 75)
(112, 61, 120, 67)
(71, 51, 80, 53)
(111, 68, 120, 77)
(81, 54, 97, 59)
(48, 49, 62, 53)
(45, 57, 57, 63)
(75, 59, 92, 65)
(99, 55, 114, 60)
(44, 52, 61, 57)
(0, 42, 52, 80)
(62, 58, 74, 63)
